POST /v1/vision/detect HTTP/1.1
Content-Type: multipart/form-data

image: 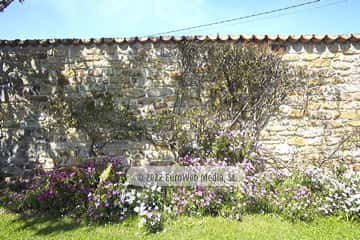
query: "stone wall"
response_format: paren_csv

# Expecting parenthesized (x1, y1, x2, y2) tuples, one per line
(1, 37, 360, 174)
(258, 41, 360, 171)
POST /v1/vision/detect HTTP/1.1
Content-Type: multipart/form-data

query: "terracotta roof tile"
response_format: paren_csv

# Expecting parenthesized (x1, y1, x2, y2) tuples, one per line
(0, 34, 359, 46)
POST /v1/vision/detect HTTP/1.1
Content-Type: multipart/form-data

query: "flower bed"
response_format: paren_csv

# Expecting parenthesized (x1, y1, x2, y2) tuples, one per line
(1, 156, 359, 234)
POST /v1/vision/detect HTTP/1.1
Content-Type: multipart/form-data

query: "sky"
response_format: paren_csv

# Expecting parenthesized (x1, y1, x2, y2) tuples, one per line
(0, 0, 359, 40)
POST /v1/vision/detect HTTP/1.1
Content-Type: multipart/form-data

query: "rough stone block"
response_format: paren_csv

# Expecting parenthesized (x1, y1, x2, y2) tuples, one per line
(288, 109, 303, 119)
(147, 87, 174, 97)
(124, 88, 145, 98)
(282, 54, 301, 62)
(310, 59, 331, 68)
(348, 120, 360, 127)
(340, 110, 360, 120)
(287, 136, 305, 147)
(302, 54, 320, 61)
(332, 61, 351, 71)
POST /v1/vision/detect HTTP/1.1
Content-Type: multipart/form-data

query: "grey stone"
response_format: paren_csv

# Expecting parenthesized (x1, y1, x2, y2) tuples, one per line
(147, 87, 174, 97)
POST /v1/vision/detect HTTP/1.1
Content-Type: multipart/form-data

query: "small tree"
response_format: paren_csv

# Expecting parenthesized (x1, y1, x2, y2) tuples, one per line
(45, 90, 144, 158)
(152, 41, 305, 165)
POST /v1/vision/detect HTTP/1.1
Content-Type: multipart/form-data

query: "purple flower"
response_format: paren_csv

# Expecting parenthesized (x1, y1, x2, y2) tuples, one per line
(108, 190, 120, 198)
(37, 190, 55, 201)
(195, 186, 204, 197)
(178, 155, 202, 166)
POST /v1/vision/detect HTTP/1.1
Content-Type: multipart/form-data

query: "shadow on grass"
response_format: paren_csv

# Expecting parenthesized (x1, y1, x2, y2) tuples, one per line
(9, 211, 138, 237)
(12, 212, 83, 236)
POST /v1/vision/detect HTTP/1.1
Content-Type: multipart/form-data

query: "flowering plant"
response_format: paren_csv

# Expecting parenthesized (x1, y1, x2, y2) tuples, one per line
(2, 155, 360, 234)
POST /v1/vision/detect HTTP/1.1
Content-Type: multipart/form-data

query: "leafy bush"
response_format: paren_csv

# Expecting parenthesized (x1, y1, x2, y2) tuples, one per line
(152, 42, 305, 165)
(169, 186, 224, 217)
(87, 182, 136, 222)
(2, 156, 127, 216)
(45, 92, 145, 157)
(242, 165, 360, 222)
(1, 157, 360, 234)
(134, 186, 165, 233)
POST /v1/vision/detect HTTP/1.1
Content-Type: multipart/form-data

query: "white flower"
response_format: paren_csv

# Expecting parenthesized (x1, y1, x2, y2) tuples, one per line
(139, 217, 146, 227)
(134, 206, 139, 213)
(350, 193, 360, 200)
(134, 203, 147, 215)
(151, 185, 158, 192)
(350, 206, 360, 212)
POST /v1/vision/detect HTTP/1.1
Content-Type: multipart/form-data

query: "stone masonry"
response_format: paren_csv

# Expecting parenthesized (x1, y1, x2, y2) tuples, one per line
(1, 35, 360, 174)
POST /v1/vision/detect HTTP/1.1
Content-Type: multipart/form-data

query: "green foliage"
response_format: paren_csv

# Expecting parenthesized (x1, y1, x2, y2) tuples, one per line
(152, 41, 304, 164)
(211, 136, 253, 164)
(3, 167, 92, 216)
(275, 180, 318, 222)
(45, 91, 144, 157)
(140, 211, 164, 234)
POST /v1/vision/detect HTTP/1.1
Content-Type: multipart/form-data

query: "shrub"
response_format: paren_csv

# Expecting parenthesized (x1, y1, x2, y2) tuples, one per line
(2, 156, 127, 216)
(169, 186, 224, 217)
(138, 209, 164, 233)
(152, 42, 305, 165)
(45, 92, 145, 157)
(1, 157, 360, 234)
(87, 182, 138, 222)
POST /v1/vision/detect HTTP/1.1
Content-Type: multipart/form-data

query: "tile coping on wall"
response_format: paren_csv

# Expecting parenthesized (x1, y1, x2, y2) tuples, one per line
(1, 34, 360, 46)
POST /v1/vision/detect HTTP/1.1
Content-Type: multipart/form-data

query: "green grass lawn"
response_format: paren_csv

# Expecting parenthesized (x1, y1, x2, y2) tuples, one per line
(0, 208, 359, 240)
